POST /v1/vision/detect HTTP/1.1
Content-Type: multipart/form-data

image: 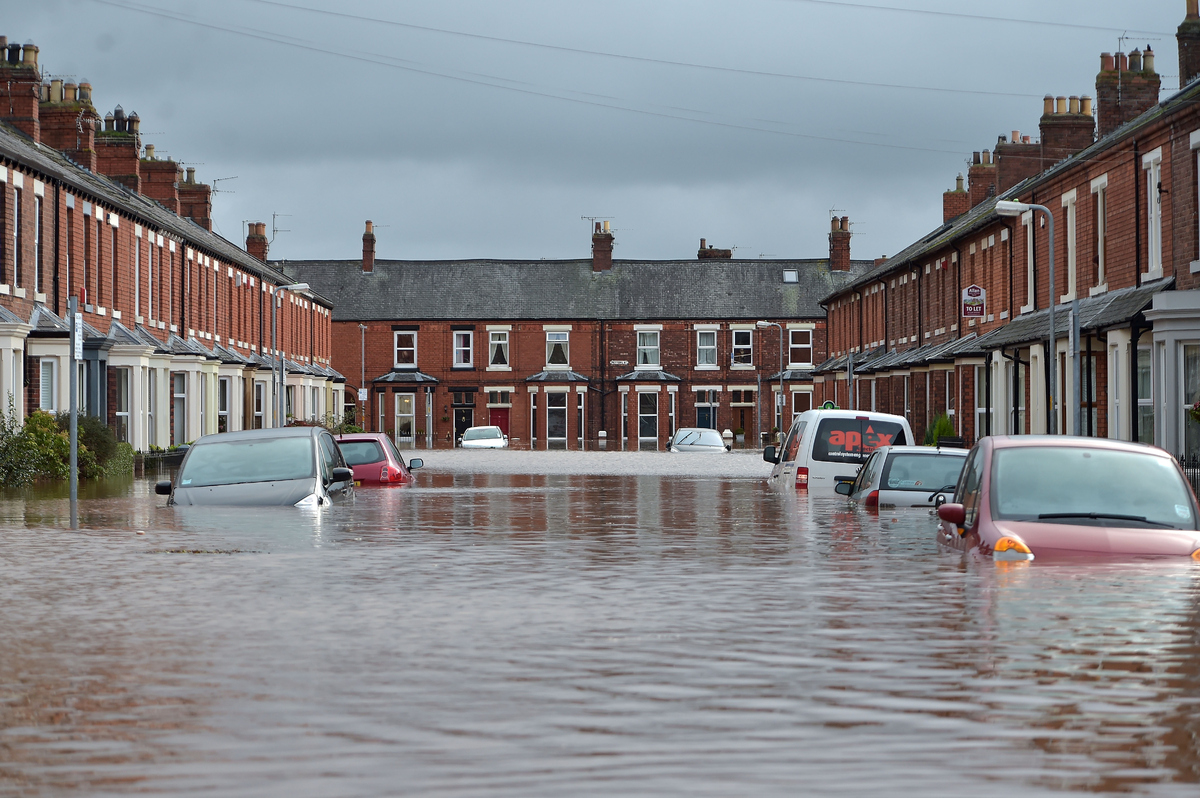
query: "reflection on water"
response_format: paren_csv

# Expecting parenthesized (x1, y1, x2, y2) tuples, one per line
(1, 457, 1199, 796)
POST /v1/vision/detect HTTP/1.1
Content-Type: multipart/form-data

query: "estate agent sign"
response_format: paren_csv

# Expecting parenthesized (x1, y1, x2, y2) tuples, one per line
(961, 284, 986, 318)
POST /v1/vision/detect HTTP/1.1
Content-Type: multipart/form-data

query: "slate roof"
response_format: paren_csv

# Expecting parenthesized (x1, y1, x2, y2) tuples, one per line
(0, 122, 334, 308)
(373, 370, 439, 385)
(0, 304, 26, 324)
(769, 369, 814, 381)
(278, 258, 874, 323)
(106, 319, 148, 347)
(28, 304, 70, 334)
(525, 369, 590, 383)
(614, 369, 682, 382)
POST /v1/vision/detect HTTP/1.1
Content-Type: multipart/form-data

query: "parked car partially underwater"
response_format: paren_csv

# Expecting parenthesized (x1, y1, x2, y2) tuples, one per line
(335, 432, 423, 485)
(936, 436, 1200, 561)
(458, 426, 509, 449)
(835, 445, 967, 508)
(156, 427, 355, 506)
(668, 427, 730, 453)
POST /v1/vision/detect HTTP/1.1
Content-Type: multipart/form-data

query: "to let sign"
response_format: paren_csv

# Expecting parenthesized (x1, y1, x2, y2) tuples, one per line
(961, 284, 986, 318)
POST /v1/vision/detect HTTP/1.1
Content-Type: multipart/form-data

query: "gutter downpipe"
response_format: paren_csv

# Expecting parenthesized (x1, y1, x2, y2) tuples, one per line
(1135, 139, 1142, 288)
(53, 178, 61, 316)
(1130, 317, 1142, 442)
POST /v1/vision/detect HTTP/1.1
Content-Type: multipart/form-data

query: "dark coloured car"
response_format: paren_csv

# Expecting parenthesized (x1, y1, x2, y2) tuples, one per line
(156, 427, 354, 507)
(335, 432, 423, 485)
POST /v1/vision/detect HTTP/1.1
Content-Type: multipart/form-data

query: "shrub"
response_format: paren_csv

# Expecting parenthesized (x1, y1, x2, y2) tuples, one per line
(924, 413, 957, 446)
(56, 412, 117, 467)
(104, 442, 135, 478)
(0, 400, 37, 487)
(24, 410, 71, 480)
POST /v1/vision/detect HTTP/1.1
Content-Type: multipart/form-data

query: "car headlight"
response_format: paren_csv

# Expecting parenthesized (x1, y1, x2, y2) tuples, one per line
(294, 493, 322, 507)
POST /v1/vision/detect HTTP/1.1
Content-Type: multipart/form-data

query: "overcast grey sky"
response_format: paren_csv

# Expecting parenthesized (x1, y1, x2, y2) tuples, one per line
(7, 0, 1186, 262)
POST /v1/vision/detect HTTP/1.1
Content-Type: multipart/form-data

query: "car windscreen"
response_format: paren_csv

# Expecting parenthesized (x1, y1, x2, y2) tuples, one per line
(338, 440, 386, 466)
(991, 446, 1198, 530)
(178, 436, 316, 488)
(811, 418, 906, 464)
(462, 427, 500, 441)
(880, 453, 966, 492)
(676, 429, 724, 447)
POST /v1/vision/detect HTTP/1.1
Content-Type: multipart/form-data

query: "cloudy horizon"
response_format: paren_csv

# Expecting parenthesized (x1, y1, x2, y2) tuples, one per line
(7, 0, 1186, 264)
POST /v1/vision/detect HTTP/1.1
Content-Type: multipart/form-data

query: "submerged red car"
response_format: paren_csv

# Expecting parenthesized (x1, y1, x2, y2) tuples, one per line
(936, 436, 1200, 561)
(334, 432, 423, 485)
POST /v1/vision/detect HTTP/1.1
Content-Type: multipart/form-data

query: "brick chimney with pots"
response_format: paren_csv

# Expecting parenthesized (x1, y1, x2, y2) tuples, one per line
(995, 130, 1042, 192)
(1040, 94, 1095, 164)
(592, 221, 614, 272)
(943, 173, 969, 223)
(246, 222, 269, 262)
(362, 220, 376, 273)
(697, 238, 733, 259)
(94, 105, 142, 192)
(1096, 48, 1161, 138)
(177, 166, 212, 231)
(829, 216, 851, 271)
(140, 146, 180, 213)
(0, 38, 41, 141)
(968, 150, 997, 208)
(38, 76, 98, 170)
(1180, 0, 1200, 88)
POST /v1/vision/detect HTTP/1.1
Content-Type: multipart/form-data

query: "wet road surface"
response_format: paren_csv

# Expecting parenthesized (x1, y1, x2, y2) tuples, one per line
(2, 450, 1199, 796)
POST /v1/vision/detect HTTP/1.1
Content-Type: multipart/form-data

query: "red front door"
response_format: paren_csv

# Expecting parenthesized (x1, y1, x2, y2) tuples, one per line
(490, 407, 510, 436)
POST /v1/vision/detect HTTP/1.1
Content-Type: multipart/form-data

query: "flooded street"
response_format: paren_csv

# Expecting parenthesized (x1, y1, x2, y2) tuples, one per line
(2, 450, 1200, 796)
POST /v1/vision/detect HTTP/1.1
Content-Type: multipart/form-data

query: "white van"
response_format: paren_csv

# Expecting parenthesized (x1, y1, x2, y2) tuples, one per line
(763, 408, 914, 496)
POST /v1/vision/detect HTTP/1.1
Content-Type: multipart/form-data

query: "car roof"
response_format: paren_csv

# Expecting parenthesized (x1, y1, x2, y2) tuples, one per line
(878, 445, 968, 456)
(799, 409, 910, 423)
(193, 426, 322, 444)
(466, 425, 502, 431)
(985, 435, 1172, 458)
(334, 432, 390, 442)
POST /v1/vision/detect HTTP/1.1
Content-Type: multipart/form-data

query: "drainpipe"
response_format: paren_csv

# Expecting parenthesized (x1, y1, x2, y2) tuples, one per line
(985, 351, 993, 437)
(1130, 317, 1142, 441)
(1135, 140, 1142, 288)
(53, 178, 61, 316)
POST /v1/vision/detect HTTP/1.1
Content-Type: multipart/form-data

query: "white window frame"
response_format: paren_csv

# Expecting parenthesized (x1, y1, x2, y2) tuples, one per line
(788, 328, 813, 368)
(696, 330, 717, 369)
(115, 367, 131, 442)
(732, 329, 753, 367)
(253, 381, 265, 429)
(1020, 210, 1035, 314)
(394, 331, 417, 369)
(1090, 174, 1109, 294)
(1060, 189, 1077, 303)
(1143, 147, 1164, 281)
(39, 357, 55, 411)
(453, 330, 473, 368)
(488, 330, 510, 370)
(546, 331, 569, 369)
(218, 375, 230, 432)
(636, 330, 660, 370)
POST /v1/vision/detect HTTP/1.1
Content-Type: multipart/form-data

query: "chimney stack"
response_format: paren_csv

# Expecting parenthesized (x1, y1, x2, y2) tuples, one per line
(592, 220, 614, 272)
(1097, 47, 1161, 137)
(996, 129, 1043, 193)
(95, 104, 142, 192)
(362, 220, 376, 273)
(1180, 0, 1200, 87)
(0, 38, 42, 141)
(178, 167, 212, 230)
(247, 222, 269, 262)
(141, 150, 180, 212)
(968, 150, 997, 208)
(37, 66, 98, 169)
(697, 238, 733, 259)
(1040, 89, 1095, 163)
(829, 216, 851, 271)
(943, 172, 969, 223)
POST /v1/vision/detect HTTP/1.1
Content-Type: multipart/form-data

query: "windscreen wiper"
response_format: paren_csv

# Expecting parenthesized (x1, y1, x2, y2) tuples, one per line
(1036, 512, 1176, 528)
(928, 484, 956, 502)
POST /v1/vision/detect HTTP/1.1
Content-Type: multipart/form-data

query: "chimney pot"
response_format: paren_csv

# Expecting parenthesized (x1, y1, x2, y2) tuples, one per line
(1011, 129, 1020, 143)
(1022, 135, 1031, 143)
(362, 220, 376, 273)
(1069, 95, 1080, 114)
(6, 43, 21, 64)
(49, 78, 62, 102)
(603, 220, 610, 233)
(1130, 48, 1143, 72)
(1144, 46, 1155, 73)
(973, 151, 981, 164)
(1190, 0, 1199, 19)
(185, 166, 195, 183)
(1056, 96, 1068, 114)
(699, 238, 706, 249)
(831, 217, 840, 232)
(1043, 95, 1055, 115)
(64, 81, 77, 101)
(144, 144, 154, 160)
(128, 112, 139, 133)
(20, 42, 37, 68)
(840, 216, 849, 231)
(1116, 52, 1128, 71)
(1101, 52, 1114, 71)
(39, 81, 49, 103)
(982, 149, 991, 165)
(955, 173, 964, 191)
(1081, 95, 1093, 116)
(78, 81, 91, 102)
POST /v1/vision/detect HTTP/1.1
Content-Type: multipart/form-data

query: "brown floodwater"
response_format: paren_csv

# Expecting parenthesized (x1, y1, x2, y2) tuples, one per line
(1, 450, 1199, 796)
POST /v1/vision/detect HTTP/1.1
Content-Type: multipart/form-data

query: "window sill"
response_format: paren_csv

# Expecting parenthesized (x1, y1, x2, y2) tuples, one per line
(1089, 283, 1109, 297)
(97, 307, 106, 316)
(452, 365, 475, 370)
(787, 363, 813, 370)
(730, 364, 755, 370)
(1019, 304, 1033, 315)
(14, 287, 26, 299)
(1145, 267, 1164, 282)
(634, 366, 660, 371)
(35, 292, 46, 303)
(1058, 293, 1076, 304)
(0, 284, 7, 295)
(544, 365, 571, 371)
(1191, 260, 1200, 274)
(694, 365, 719, 371)
(486, 366, 512, 372)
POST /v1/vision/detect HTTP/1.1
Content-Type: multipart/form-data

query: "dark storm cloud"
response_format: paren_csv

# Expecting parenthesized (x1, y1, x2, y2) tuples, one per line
(6, 0, 1183, 260)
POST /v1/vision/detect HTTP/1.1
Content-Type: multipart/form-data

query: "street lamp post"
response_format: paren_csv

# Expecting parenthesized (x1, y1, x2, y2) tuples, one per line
(270, 282, 309, 428)
(996, 200, 1057, 434)
(359, 323, 368, 429)
(757, 321, 784, 441)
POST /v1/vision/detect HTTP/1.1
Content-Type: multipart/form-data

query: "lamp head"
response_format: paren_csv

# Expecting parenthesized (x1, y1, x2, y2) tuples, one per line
(994, 200, 1030, 217)
(755, 320, 772, 328)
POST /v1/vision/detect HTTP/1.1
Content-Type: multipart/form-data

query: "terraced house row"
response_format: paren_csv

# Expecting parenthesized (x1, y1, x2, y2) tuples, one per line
(0, 37, 343, 448)
(815, 0, 1200, 460)
(283, 221, 870, 449)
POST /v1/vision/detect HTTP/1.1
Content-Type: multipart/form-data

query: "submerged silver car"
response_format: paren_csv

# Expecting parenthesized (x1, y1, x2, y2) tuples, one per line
(156, 427, 355, 507)
(668, 427, 731, 453)
(834, 444, 967, 508)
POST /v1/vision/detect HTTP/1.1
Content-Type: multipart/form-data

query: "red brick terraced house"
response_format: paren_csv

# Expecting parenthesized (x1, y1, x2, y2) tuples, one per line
(817, 0, 1200, 460)
(282, 221, 871, 450)
(0, 37, 343, 449)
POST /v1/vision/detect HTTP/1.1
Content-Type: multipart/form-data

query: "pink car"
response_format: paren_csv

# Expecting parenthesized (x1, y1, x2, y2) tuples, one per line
(334, 433, 423, 485)
(936, 436, 1200, 562)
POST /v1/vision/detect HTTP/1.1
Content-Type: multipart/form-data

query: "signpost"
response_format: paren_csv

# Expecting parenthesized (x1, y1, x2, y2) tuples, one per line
(68, 296, 79, 530)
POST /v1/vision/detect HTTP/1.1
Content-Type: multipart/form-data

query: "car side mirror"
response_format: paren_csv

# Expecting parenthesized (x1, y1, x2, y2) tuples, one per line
(725, 444, 731, 451)
(408, 458, 423, 470)
(937, 503, 966, 525)
(834, 481, 853, 496)
(332, 467, 354, 484)
(763, 445, 778, 464)
(155, 480, 172, 496)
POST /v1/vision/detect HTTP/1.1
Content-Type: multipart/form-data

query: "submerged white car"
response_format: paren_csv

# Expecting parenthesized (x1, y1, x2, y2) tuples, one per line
(834, 444, 968, 508)
(668, 427, 730, 453)
(459, 425, 509, 449)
